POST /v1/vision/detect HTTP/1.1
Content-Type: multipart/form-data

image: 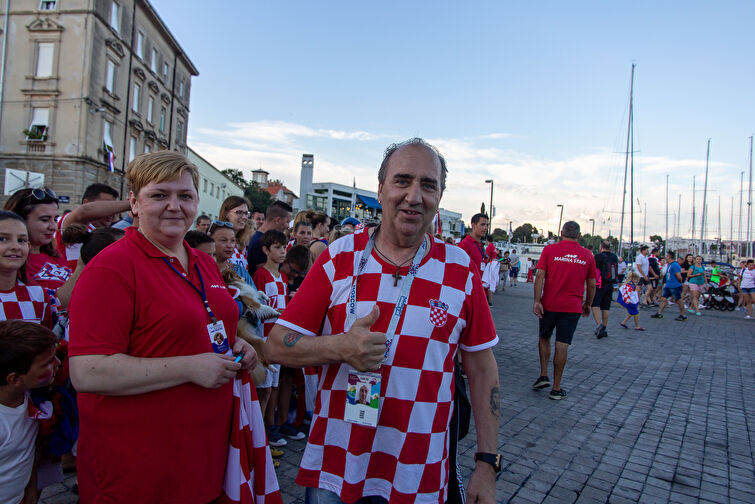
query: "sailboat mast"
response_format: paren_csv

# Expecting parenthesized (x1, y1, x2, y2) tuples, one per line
(740, 171, 745, 257)
(717, 196, 721, 260)
(618, 63, 635, 257)
(665, 175, 669, 251)
(629, 75, 635, 259)
(691, 176, 696, 253)
(700, 139, 710, 254)
(748, 136, 753, 258)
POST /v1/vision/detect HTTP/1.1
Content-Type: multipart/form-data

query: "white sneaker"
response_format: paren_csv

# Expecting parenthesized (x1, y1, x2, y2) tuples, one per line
(746, 315, 753, 319)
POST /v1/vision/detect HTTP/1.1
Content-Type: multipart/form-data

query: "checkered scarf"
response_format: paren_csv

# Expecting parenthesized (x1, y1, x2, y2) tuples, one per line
(219, 370, 283, 504)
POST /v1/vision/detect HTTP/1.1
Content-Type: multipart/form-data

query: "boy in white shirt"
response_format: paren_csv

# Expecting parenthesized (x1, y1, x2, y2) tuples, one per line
(0, 320, 59, 504)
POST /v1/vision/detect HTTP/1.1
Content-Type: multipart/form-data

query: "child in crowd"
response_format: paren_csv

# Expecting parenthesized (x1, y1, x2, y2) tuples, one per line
(0, 320, 60, 504)
(184, 230, 215, 257)
(0, 211, 56, 328)
(618, 272, 644, 331)
(252, 230, 289, 449)
(281, 244, 310, 297)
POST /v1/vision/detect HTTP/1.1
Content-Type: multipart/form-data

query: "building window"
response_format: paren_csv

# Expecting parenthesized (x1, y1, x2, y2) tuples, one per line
(147, 96, 154, 123)
(103, 120, 113, 149)
(132, 83, 140, 113)
(159, 106, 166, 132)
(39, 1, 56, 11)
(110, 2, 120, 33)
(35, 42, 54, 78)
(210, 182, 214, 197)
(144, 143, 151, 153)
(105, 59, 116, 93)
(151, 48, 158, 73)
(136, 32, 144, 59)
(176, 120, 183, 145)
(129, 136, 137, 162)
(26, 107, 49, 140)
(162, 62, 169, 82)
(203, 179, 208, 193)
(178, 78, 184, 98)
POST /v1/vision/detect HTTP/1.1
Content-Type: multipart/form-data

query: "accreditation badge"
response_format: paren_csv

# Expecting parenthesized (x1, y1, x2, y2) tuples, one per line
(207, 320, 230, 354)
(344, 370, 381, 427)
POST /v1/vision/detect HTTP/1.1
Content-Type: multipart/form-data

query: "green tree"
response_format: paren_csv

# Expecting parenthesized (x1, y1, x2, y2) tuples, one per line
(221, 169, 250, 189)
(491, 227, 508, 242)
(512, 223, 538, 243)
(244, 182, 274, 212)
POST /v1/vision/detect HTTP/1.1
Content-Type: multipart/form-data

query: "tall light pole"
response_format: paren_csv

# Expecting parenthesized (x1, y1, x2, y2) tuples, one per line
(485, 179, 494, 227)
(589, 218, 595, 236)
(665, 174, 669, 252)
(556, 204, 564, 239)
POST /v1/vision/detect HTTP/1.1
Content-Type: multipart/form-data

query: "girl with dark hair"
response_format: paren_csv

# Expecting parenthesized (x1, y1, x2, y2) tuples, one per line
(0, 210, 56, 328)
(3, 188, 72, 290)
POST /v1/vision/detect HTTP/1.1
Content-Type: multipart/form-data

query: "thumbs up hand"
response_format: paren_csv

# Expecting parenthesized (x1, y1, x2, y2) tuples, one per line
(343, 305, 386, 371)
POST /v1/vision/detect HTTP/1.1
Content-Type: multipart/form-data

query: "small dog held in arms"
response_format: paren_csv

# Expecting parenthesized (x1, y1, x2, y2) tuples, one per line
(222, 270, 280, 384)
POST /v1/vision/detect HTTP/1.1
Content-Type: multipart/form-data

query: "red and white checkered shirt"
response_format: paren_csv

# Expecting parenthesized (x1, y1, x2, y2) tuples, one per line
(251, 267, 287, 337)
(0, 279, 54, 328)
(228, 247, 248, 271)
(276, 229, 498, 503)
(55, 213, 96, 271)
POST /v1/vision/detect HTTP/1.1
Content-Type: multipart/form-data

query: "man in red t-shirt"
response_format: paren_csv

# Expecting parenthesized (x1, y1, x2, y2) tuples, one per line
(458, 213, 488, 276)
(532, 221, 596, 400)
(265, 139, 501, 504)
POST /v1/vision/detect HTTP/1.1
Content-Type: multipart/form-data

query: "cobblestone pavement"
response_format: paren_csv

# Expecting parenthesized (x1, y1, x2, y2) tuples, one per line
(42, 282, 754, 503)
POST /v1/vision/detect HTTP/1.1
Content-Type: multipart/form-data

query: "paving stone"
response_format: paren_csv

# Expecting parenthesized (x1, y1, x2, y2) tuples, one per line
(42, 283, 755, 504)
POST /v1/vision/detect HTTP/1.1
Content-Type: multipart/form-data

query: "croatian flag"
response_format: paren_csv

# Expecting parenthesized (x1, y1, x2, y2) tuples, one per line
(220, 370, 283, 504)
(107, 150, 115, 173)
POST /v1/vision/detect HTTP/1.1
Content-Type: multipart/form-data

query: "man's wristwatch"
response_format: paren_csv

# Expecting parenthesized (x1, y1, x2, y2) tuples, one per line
(474, 452, 502, 472)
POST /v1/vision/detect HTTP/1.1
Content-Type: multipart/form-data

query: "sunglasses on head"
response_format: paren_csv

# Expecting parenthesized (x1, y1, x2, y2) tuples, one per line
(26, 187, 57, 201)
(212, 220, 234, 228)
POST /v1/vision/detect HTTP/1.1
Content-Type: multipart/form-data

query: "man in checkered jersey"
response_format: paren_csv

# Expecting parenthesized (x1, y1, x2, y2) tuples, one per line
(267, 138, 501, 504)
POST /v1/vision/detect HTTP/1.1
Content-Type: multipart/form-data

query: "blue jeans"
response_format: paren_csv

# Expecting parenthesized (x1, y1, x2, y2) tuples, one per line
(305, 487, 388, 504)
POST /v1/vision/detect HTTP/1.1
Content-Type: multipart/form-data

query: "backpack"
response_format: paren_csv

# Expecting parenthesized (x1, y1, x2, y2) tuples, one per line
(599, 253, 618, 283)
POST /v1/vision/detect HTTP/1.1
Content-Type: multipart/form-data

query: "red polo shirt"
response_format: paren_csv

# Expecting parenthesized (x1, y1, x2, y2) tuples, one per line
(68, 227, 239, 504)
(458, 235, 486, 275)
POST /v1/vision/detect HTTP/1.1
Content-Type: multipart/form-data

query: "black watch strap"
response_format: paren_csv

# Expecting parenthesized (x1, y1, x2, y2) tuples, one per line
(474, 452, 502, 472)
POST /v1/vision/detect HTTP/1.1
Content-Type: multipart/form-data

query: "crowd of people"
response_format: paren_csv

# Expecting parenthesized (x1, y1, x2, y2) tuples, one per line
(0, 139, 502, 504)
(4, 138, 751, 504)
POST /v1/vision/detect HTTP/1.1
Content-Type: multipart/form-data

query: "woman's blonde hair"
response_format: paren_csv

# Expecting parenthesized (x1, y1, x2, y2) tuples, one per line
(126, 152, 199, 196)
(624, 271, 640, 284)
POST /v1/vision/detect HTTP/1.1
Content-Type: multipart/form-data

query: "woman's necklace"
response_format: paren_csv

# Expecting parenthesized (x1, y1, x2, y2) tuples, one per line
(139, 229, 183, 262)
(373, 229, 426, 287)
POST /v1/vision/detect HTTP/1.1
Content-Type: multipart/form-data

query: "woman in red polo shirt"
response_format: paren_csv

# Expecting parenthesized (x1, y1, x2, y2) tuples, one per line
(3, 187, 72, 290)
(68, 152, 258, 504)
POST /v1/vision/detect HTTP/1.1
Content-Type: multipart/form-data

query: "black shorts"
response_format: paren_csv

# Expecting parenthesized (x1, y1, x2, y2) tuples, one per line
(539, 311, 581, 345)
(591, 284, 614, 311)
(649, 278, 659, 289)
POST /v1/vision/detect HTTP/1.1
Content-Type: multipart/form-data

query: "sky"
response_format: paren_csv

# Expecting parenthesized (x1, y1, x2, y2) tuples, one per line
(153, 0, 755, 242)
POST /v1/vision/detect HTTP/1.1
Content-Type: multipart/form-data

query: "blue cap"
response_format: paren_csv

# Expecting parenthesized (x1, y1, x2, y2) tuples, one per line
(341, 217, 361, 227)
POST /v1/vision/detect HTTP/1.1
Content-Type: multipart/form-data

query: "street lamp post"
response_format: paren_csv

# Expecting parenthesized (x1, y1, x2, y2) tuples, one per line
(589, 218, 595, 237)
(485, 179, 494, 227)
(556, 204, 564, 238)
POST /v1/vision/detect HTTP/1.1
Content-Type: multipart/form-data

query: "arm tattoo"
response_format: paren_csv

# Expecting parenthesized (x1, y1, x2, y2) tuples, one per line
(283, 332, 304, 348)
(490, 386, 500, 417)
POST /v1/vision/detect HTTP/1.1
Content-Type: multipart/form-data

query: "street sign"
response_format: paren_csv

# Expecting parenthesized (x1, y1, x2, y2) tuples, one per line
(59, 196, 70, 203)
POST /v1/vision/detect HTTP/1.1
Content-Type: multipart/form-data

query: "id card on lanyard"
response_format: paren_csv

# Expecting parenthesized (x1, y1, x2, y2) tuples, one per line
(343, 229, 427, 427)
(163, 258, 231, 355)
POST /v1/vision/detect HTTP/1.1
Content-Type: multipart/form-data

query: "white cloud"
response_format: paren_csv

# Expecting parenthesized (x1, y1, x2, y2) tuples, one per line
(189, 120, 740, 240)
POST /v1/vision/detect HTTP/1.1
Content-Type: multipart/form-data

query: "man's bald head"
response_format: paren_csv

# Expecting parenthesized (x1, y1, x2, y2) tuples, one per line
(378, 138, 447, 193)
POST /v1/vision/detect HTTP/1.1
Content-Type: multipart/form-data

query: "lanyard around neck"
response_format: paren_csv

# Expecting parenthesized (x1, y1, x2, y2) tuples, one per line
(347, 229, 427, 363)
(163, 258, 217, 322)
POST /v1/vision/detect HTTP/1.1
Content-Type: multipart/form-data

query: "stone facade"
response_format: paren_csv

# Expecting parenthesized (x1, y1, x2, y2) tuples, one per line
(0, 0, 197, 210)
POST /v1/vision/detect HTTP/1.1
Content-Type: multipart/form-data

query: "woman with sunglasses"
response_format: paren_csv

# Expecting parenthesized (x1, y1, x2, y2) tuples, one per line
(210, 219, 255, 285)
(4, 188, 72, 290)
(67, 152, 259, 503)
(218, 196, 253, 270)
